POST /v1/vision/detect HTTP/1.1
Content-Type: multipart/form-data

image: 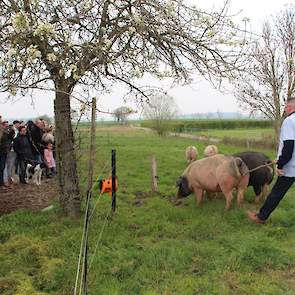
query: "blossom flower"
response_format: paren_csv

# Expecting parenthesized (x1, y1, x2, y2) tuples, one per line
(47, 53, 57, 62)
(27, 45, 42, 60)
(69, 64, 77, 73)
(33, 22, 55, 37)
(11, 12, 29, 33)
(7, 48, 17, 58)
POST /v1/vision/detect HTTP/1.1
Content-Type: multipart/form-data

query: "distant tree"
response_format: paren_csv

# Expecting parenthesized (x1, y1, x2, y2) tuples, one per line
(0, 0, 248, 217)
(113, 106, 133, 124)
(216, 109, 223, 119)
(143, 94, 178, 136)
(233, 5, 295, 139)
(38, 114, 53, 124)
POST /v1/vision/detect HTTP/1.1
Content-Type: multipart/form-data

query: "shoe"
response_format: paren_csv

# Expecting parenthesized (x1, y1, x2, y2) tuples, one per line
(246, 211, 266, 225)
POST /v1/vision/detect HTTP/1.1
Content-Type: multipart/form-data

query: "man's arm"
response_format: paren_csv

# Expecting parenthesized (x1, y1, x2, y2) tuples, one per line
(277, 140, 294, 169)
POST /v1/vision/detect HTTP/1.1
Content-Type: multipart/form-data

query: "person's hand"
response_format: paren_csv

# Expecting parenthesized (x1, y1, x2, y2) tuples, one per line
(272, 160, 278, 164)
(277, 169, 285, 176)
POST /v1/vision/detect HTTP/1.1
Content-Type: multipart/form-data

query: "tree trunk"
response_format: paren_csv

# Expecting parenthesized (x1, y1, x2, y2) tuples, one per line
(273, 91, 282, 148)
(274, 118, 281, 149)
(54, 82, 81, 218)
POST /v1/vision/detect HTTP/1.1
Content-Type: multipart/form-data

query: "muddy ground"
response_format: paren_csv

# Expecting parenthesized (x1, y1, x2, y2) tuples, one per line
(0, 178, 58, 215)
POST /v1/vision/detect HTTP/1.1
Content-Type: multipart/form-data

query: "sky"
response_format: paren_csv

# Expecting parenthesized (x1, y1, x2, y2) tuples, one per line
(0, 0, 292, 120)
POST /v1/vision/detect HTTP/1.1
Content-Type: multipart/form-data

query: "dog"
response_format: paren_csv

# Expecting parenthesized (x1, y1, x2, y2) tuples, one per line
(25, 162, 46, 185)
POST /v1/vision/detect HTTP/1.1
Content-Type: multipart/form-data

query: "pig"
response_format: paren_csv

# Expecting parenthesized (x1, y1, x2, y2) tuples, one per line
(185, 146, 198, 163)
(176, 154, 249, 210)
(204, 145, 219, 157)
(233, 151, 274, 203)
(203, 145, 220, 198)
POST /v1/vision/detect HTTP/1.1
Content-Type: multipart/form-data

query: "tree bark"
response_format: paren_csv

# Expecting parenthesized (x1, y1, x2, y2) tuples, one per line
(274, 119, 282, 149)
(273, 92, 282, 145)
(54, 82, 81, 218)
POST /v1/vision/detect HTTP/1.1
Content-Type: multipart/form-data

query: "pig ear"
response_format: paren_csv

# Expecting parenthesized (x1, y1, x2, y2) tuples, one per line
(176, 176, 183, 187)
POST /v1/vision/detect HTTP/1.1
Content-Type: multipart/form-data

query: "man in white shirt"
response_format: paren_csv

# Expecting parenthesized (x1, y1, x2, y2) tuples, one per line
(248, 98, 295, 224)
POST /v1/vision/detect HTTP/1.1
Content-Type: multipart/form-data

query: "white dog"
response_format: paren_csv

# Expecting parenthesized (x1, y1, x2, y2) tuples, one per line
(25, 163, 45, 185)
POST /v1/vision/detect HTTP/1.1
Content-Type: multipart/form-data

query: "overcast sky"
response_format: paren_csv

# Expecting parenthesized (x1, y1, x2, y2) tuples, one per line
(0, 0, 292, 120)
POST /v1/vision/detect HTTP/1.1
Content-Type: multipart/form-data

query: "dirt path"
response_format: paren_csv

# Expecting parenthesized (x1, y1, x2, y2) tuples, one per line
(168, 132, 221, 143)
(133, 126, 221, 143)
(0, 178, 58, 215)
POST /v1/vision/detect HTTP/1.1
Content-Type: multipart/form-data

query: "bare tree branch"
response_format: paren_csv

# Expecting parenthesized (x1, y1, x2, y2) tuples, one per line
(233, 5, 295, 138)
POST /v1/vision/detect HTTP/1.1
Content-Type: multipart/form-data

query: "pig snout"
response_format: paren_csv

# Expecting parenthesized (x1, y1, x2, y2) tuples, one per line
(176, 176, 192, 198)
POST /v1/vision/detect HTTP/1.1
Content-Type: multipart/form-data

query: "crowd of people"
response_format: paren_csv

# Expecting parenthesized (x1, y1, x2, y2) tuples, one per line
(0, 116, 56, 190)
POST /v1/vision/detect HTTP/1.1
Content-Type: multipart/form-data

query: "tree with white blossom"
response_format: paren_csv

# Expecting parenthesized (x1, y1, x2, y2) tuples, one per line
(0, 0, 249, 217)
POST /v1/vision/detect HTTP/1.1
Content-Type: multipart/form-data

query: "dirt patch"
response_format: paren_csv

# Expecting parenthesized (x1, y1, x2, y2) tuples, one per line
(0, 178, 58, 215)
(169, 132, 221, 143)
(80, 126, 139, 133)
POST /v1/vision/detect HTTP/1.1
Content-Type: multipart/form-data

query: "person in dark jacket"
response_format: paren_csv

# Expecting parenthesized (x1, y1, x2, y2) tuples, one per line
(13, 126, 34, 184)
(0, 121, 14, 188)
(27, 119, 44, 163)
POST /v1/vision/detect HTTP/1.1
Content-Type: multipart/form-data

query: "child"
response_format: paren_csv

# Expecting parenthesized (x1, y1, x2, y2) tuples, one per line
(44, 143, 56, 177)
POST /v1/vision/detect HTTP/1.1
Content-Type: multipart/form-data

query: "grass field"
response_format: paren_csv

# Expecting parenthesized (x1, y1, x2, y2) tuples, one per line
(1, 126, 295, 294)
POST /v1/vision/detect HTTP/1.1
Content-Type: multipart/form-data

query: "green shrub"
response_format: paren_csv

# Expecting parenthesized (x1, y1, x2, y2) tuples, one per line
(141, 119, 272, 133)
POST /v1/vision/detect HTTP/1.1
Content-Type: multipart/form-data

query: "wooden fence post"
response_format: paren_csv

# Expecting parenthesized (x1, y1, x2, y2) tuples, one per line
(83, 97, 96, 295)
(246, 137, 250, 149)
(87, 97, 96, 193)
(151, 155, 158, 192)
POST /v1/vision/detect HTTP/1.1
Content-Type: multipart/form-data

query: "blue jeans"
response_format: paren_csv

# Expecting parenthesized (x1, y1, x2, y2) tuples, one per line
(0, 153, 7, 186)
(4, 151, 16, 182)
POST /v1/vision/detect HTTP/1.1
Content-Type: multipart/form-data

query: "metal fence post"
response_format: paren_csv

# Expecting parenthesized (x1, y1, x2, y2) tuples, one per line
(111, 149, 116, 213)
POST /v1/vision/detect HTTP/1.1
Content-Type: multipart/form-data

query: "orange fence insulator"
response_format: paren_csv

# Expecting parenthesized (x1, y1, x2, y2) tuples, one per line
(98, 176, 118, 196)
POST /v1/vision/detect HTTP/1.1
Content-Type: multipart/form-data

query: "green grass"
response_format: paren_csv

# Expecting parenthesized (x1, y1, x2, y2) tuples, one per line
(1, 126, 295, 294)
